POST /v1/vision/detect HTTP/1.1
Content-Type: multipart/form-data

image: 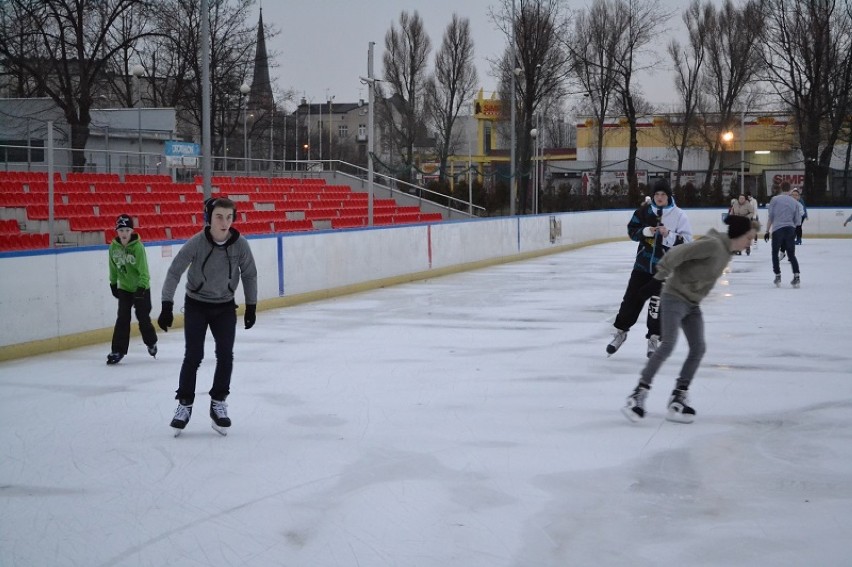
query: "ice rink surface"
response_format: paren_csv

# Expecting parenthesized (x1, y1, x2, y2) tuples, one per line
(2, 238, 851, 567)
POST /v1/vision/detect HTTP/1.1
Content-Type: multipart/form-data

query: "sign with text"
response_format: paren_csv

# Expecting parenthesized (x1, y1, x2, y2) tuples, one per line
(164, 141, 200, 169)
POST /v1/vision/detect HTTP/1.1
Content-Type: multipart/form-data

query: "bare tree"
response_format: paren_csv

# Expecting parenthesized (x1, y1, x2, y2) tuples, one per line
(699, 0, 764, 192)
(611, 0, 671, 195)
(662, 0, 711, 191)
(0, 0, 156, 170)
(494, 0, 571, 213)
(425, 14, 478, 184)
(760, 0, 852, 196)
(381, 11, 432, 183)
(565, 0, 624, 196)
(138, 0, 259, 151)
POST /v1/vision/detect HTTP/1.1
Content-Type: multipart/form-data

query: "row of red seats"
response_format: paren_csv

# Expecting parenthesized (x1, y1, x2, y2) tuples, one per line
(0, 218, 20, 236)
(0, 232, 50, 251)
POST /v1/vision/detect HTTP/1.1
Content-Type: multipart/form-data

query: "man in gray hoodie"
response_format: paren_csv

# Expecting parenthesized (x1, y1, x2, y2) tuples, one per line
(765, 181, 802, 288)
(157, 197, 258, 436)
(622, 215, 759, 424)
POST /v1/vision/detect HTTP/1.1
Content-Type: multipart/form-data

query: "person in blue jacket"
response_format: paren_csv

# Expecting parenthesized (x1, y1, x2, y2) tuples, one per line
(607, 179, 693, 359)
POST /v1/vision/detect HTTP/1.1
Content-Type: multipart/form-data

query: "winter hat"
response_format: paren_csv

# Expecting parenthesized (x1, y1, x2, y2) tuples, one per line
(116, 214, 133, 230)
(652, 179, 672, 202)
(725, 214, 752, 239)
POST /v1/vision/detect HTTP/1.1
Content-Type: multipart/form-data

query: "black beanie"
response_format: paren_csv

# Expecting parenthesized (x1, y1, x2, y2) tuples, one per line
(652, 179, 672, 202)
(116, 214, 133, 230)
(725, 214, 751, 239)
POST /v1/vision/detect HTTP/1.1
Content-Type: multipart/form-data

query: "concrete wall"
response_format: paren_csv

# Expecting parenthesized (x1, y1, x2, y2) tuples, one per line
(2, 207, 850, 359)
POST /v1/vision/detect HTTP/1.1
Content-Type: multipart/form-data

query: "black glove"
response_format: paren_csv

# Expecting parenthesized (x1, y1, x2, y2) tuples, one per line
(158, 301, 174, 332)
(763, 232, 770, 243)
(244, 304, 256, 330)
(110, 284, 119, 299)
(134, 287, 149, 300)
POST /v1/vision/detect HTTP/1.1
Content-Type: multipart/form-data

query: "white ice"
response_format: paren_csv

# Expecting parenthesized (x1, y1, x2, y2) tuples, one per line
(2, 239, 851, 567)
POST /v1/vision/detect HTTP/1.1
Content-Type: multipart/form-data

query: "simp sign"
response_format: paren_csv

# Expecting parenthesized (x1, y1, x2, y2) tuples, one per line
(764, 170, 805, 190)
(164, 141, 200, 169)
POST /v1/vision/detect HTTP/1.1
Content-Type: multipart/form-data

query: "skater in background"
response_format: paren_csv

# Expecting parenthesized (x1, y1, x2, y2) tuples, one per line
(764, 181, 802, 288)
(745, 191, 760, 247)
(607, 179, 693, 359)
(791, 188, 807, 245)
(729, 193, 756, 255)
(844, 212, 852, 227)
(107, 214, 158, 365)
(157, 197, 258, 436)
(622, 215, 760, 423)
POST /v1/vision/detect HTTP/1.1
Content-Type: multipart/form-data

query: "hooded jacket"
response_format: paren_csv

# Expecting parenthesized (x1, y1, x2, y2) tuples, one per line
(108, 233, 150, 292)
(161, 226, 257, 305)
(627, 197, 693, 275)
(653, 228, 732, 305)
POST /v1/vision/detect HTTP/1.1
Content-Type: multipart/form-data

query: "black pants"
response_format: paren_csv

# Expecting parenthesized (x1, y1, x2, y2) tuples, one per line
(614, 269, 662, 339)
(176, 296, 237, 404)
(111, 289, 157, 355)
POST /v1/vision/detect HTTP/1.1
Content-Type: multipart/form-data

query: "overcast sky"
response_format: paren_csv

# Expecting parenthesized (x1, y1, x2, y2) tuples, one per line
(255, 0, 696, 112)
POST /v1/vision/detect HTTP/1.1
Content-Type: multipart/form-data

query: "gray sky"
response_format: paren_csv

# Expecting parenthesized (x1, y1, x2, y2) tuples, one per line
(255, 0, 694, 111)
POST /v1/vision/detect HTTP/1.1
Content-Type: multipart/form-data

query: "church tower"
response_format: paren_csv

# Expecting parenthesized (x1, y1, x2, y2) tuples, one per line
(248, 8, 274, 114)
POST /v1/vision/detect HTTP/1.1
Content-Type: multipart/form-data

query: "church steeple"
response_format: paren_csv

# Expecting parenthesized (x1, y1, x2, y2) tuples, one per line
(248, 8, 274, 112)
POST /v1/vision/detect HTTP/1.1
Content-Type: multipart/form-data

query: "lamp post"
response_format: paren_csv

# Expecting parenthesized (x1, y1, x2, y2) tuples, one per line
(722, 130, 734, 195)
(240, 82, 250, 173)
(468, 103, 474, 215)
(510, 0, 517, 216)
(531, 125, 538, 214)
(740, 107, 745, 195)
(328, 94, 335, 162)
(131, 64, 144, 173)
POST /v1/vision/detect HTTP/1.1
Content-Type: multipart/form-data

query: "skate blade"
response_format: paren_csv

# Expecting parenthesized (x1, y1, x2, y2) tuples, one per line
(172, 427, 184, 437)
(665, 410, 695, 424)
(621, 406, 643, 423)
(211, 423, 229, 436)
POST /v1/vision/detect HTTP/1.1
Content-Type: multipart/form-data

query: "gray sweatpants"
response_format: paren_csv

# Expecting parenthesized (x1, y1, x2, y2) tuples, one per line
(639, 292, 706, 391)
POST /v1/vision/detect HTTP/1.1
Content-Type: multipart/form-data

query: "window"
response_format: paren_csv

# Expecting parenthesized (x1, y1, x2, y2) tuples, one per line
(0, 140, 44, 162)
(338, 124, 348, 138)
(358, 124, 366, 137)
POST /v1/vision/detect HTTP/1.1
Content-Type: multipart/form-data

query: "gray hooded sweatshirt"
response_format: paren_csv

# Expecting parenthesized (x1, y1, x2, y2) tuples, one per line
(653, 228, 732, 305)
(162, 227, 257, 305)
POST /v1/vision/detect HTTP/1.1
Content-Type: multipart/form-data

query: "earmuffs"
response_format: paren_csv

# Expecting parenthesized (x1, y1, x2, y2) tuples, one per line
(203, 197, 237, 225)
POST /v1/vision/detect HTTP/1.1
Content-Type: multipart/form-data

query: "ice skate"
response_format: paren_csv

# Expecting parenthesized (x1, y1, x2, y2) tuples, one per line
(621, 384, 649, 422)
(147, 344, 158, 358)
(666, 389, 696, 423)
(210, 399, 231, 436)
(170, 402, 193, 436)
(773, 274, 781, 287)
(791, 274, 800, 288)
(106, 352, 124, 365)
(606, 330, 628, 357)
(646, 335, 661, 359)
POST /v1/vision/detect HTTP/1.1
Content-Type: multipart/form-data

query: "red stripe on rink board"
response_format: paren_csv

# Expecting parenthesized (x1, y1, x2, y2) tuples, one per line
(427, 224, 433, 269)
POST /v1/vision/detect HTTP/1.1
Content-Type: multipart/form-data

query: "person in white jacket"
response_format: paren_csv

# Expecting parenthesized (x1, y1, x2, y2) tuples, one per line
(607, 179, 693, 359)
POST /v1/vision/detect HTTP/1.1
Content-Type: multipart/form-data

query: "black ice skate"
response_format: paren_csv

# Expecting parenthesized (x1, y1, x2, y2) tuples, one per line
(106, 352, 124, 365)
(622, 384, 650, 422)
(646, 335, 661, 359)
(170, 402, 193, 437)
(791, 274, 800, 288)
(210, 399, 231, 436)
(666, 389, 696, 424)
(773, 274, 781, 287)
(607, 330, 628, 357)
(147, 344, 158, 358)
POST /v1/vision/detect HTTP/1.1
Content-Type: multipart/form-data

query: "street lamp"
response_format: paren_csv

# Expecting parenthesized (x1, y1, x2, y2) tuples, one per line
(531, 125, 539, 214)
(327, 94, 335, 161)
(468, 103, 474, 215)
(240, 82, 250, 173)
(131, 64, 144, 173)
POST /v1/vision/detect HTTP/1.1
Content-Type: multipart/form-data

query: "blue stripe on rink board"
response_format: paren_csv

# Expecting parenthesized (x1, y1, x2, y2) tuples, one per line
(277, 234, 285, 296)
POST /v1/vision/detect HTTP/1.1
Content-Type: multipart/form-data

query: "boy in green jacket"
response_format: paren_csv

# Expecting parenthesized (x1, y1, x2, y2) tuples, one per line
(622, 214, 759, 423)
(107, 214, 158, 365)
